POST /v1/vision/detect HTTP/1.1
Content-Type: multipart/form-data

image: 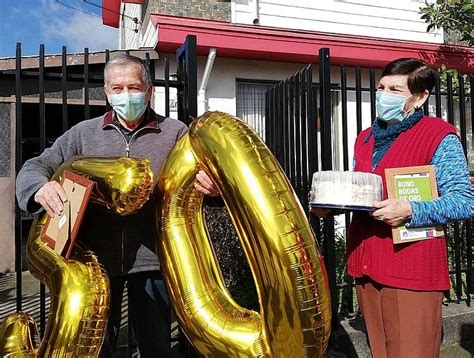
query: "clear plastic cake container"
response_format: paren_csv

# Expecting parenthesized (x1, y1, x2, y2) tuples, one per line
(309, 171, 383, 211)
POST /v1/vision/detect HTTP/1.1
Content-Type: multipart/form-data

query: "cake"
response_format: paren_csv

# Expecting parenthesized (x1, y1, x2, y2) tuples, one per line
(309, 171, 383, 207)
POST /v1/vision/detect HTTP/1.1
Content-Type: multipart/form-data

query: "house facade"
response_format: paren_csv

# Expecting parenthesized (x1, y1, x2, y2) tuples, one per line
(105, 0, 473, 172)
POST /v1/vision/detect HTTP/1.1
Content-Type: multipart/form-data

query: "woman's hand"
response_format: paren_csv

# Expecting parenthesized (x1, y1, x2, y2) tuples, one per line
(194, 170, 220, 196)
(371, 199, 412, 227)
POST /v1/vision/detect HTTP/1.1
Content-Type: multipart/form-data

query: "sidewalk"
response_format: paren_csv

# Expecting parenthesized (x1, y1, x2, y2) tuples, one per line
(2, 271, 474, 357)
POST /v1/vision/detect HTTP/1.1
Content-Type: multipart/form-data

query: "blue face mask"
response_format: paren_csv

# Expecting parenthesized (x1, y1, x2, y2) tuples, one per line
(376, 91, 410, 123)
(110, 92, 147, 122)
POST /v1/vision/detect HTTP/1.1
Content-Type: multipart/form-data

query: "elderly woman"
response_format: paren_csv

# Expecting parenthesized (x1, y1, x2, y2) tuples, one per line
(314, 58, 473, 358)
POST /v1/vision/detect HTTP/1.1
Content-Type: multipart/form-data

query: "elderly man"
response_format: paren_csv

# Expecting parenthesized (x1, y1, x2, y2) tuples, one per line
(16, 54, 218, 357)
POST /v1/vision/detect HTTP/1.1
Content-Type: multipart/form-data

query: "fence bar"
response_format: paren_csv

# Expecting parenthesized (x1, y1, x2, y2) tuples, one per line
(270, 87, 277, 152)
(273, 86, 278, 153)
(277, 82, 285, 165)
(300, 68, 309, 209)
(39, 45, 45, 153)
(446, 73, 454, 125)
(165, 56, 170, 118)
(265, 89, 270, 144)
(434, 75, 442, 118)
(39, 44, 47, 337)
(340, 66, 349, 171)
(458, 75, 467, 154)
(369, 68, 376, 123)
(454, 222, 462, 301)
(340, 65, 353, 314)
(61, 46, 69, 132)
(105, 50, 110, 111)
(176, 35, 197, 124)
(15, 42, 23, 312)
(319, 48, 337, 331)
(466, 218, 472, 305)
(306, 66, 317, 177)
(467, 74, 473, 304)
(287, 79, 293, 176)
(466, 75, 474, 304)
(84, 48, 90, 120)
(319, 49, 332, 171)
(471, 76, 474, 144)
(355, 67, 362, 134)
(2, 69, 104, 82)
(294, 74, 302, 196)
(268, 86, 274, 151)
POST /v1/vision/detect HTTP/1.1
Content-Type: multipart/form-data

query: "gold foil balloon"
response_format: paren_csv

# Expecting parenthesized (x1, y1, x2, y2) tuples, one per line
(0, 313, 38, 356)
(0, 157, 153, 357)
(56, 156, 154, 215)
(156, 111, 331, 357)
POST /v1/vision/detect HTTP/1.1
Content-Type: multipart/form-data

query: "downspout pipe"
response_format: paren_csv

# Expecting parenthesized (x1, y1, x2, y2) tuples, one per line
(198, 48, 217, 115)
(252, 0, 260, 25)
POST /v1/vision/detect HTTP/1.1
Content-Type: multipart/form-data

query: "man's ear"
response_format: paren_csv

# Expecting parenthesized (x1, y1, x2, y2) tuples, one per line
(145, 85, 153, 104)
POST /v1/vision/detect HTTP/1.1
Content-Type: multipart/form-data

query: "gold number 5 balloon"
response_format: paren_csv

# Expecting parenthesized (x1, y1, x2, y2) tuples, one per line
(0, 157, 153, 357)
(156, 112, 331, 357)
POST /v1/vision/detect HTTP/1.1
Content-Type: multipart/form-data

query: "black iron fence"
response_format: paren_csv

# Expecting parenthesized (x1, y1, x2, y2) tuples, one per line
(2, 36, 473, 354)
(265, 48, 474, 326)
(2, 34, 197, 356)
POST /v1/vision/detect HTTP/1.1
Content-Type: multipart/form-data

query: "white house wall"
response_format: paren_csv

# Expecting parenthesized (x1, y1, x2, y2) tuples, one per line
(232, 0, 443, 43)
(152, 54, 380, 171)
(120, 2, 142, 50)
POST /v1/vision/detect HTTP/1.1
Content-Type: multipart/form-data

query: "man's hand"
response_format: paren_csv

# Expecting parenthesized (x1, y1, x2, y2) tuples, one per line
(194, 170, 220, 197)
(371, 199, 412, 227)
(34, 181, 68, 217)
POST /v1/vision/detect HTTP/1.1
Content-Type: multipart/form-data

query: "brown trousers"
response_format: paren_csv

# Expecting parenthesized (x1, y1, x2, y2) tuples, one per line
(356, 278, 444, 358)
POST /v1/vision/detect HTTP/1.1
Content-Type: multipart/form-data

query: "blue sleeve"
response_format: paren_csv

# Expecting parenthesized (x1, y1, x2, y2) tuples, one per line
(406, 134, 474, 227)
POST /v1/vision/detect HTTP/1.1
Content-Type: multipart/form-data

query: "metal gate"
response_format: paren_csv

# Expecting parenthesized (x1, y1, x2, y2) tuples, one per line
(1, 34, 197, 356)
(265, 48, 474, 327)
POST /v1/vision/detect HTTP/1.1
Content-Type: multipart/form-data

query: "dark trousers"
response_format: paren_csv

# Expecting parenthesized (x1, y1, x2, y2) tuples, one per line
(100, 271, 171, 357)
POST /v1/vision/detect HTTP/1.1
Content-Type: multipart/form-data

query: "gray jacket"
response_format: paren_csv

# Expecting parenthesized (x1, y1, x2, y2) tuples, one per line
(16, 109, 187, 276)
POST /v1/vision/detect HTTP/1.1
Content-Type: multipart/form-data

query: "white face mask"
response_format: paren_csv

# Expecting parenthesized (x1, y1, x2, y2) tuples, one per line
(110, 92, 147, 122)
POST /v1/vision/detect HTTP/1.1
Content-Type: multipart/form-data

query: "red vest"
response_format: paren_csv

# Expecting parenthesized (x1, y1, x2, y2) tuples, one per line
(347, 116, 457, 291)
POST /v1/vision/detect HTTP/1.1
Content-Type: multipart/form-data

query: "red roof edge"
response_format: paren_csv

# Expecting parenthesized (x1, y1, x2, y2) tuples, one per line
(102, 0, 121, 28)
(151, 14, 474, 74)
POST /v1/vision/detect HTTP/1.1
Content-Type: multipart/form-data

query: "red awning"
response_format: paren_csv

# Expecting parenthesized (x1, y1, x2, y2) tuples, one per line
(102, 0, 121, 28)
(150, 14, 474, 74)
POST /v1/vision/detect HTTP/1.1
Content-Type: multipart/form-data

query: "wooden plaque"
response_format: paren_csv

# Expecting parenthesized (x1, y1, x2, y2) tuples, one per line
(385, 165, 444, 244)
(42, 171, 94, 258)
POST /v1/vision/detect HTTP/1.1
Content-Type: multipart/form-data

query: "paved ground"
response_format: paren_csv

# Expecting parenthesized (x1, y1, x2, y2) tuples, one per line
(2, 271, 473, 357)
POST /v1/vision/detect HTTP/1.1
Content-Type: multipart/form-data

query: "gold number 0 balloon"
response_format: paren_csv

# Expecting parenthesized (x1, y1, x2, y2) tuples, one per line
(156, 112, 331, 357)
(0, 157, 153, 357)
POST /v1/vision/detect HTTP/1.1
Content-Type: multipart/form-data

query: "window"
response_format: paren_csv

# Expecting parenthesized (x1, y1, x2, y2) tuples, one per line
(236, 80, 275, 139)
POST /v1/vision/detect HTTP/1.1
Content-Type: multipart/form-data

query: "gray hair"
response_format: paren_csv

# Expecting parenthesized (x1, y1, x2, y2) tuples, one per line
(104, 54, 152, 87)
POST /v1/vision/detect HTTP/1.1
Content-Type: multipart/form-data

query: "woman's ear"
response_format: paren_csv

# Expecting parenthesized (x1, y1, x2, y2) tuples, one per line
(414, 90, 429, 109)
